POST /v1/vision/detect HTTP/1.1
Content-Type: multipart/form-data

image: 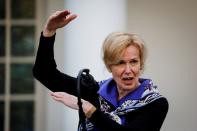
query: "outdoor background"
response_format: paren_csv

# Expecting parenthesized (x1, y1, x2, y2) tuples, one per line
(0, 0, 197, 131)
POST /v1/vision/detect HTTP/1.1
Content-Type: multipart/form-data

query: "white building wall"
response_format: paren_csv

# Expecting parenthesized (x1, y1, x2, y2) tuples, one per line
(127, 0, 197, 131)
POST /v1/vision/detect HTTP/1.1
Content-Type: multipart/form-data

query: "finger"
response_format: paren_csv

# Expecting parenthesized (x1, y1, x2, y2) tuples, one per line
(53, 10, 70, 17)
(52, 96, 63, 102)
(51, 92, 57, 96)
(52, 92, 65, 95)
(58, 10, 71, 18)
(50, 92, 57, 97)
(55, 92, 64, 95)
(51, 92, 64, 98)
(50, 10, 70, 21)
(67, 14, 78, 21)
(63, 14, 77, 24)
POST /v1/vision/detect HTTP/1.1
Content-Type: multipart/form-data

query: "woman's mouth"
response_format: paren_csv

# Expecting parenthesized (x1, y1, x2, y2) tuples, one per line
(122, 77, 133, 80)
(122, 77, 134, 84)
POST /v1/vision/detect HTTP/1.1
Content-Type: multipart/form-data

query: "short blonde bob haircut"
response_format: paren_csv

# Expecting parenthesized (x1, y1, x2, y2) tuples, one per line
(102, 32, 147, 72)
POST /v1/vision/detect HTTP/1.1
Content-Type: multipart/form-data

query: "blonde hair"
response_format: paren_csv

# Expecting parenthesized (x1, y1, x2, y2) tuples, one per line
(102, 32, 147, 72)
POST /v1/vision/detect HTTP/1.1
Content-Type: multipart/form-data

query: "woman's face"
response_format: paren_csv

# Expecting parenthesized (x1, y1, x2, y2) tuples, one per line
(110, 45, 141, 99)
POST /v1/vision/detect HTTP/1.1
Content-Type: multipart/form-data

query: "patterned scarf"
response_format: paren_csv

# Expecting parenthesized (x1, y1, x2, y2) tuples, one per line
(78, 78, 163, 131)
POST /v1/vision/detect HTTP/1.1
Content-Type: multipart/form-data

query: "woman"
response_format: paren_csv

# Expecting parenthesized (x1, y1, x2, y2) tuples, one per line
(33, 10, 168, 131)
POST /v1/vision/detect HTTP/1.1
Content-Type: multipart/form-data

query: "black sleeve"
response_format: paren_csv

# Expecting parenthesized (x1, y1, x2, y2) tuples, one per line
(33, 32, 78, 95)
(32, 32, 100, 106)
(89, 98, 169, 131)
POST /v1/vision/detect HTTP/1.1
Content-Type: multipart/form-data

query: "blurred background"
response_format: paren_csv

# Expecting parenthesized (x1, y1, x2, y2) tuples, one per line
(0, 0, 197, 131)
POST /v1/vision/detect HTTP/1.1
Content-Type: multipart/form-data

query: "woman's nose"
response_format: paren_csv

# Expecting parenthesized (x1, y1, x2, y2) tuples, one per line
(125, 63, 132, 73)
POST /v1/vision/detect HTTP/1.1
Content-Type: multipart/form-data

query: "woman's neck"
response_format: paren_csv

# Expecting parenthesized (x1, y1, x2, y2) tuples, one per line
(117, 82, 141, 101)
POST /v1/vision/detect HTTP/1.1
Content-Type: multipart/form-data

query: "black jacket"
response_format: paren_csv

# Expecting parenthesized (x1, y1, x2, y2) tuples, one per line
(33, 32, 169, 131)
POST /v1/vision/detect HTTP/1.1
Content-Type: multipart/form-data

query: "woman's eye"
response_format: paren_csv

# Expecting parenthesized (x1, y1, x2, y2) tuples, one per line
(130, 60, 139, 64)
(114, 59, 139, 67)
(117, 60, 125, 65)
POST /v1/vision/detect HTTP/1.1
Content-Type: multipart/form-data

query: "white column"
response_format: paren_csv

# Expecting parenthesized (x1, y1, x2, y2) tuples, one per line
(45, 1, 68, 131)
(62, 0, 127, 131)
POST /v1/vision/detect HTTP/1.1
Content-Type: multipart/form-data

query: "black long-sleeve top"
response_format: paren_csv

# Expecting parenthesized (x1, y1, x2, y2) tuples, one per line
(33, 32, 169, 131)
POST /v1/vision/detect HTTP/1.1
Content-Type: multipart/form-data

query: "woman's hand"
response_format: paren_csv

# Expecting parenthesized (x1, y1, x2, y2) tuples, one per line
(43, 10, 77, 37)
(51, 92, 96, 118)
